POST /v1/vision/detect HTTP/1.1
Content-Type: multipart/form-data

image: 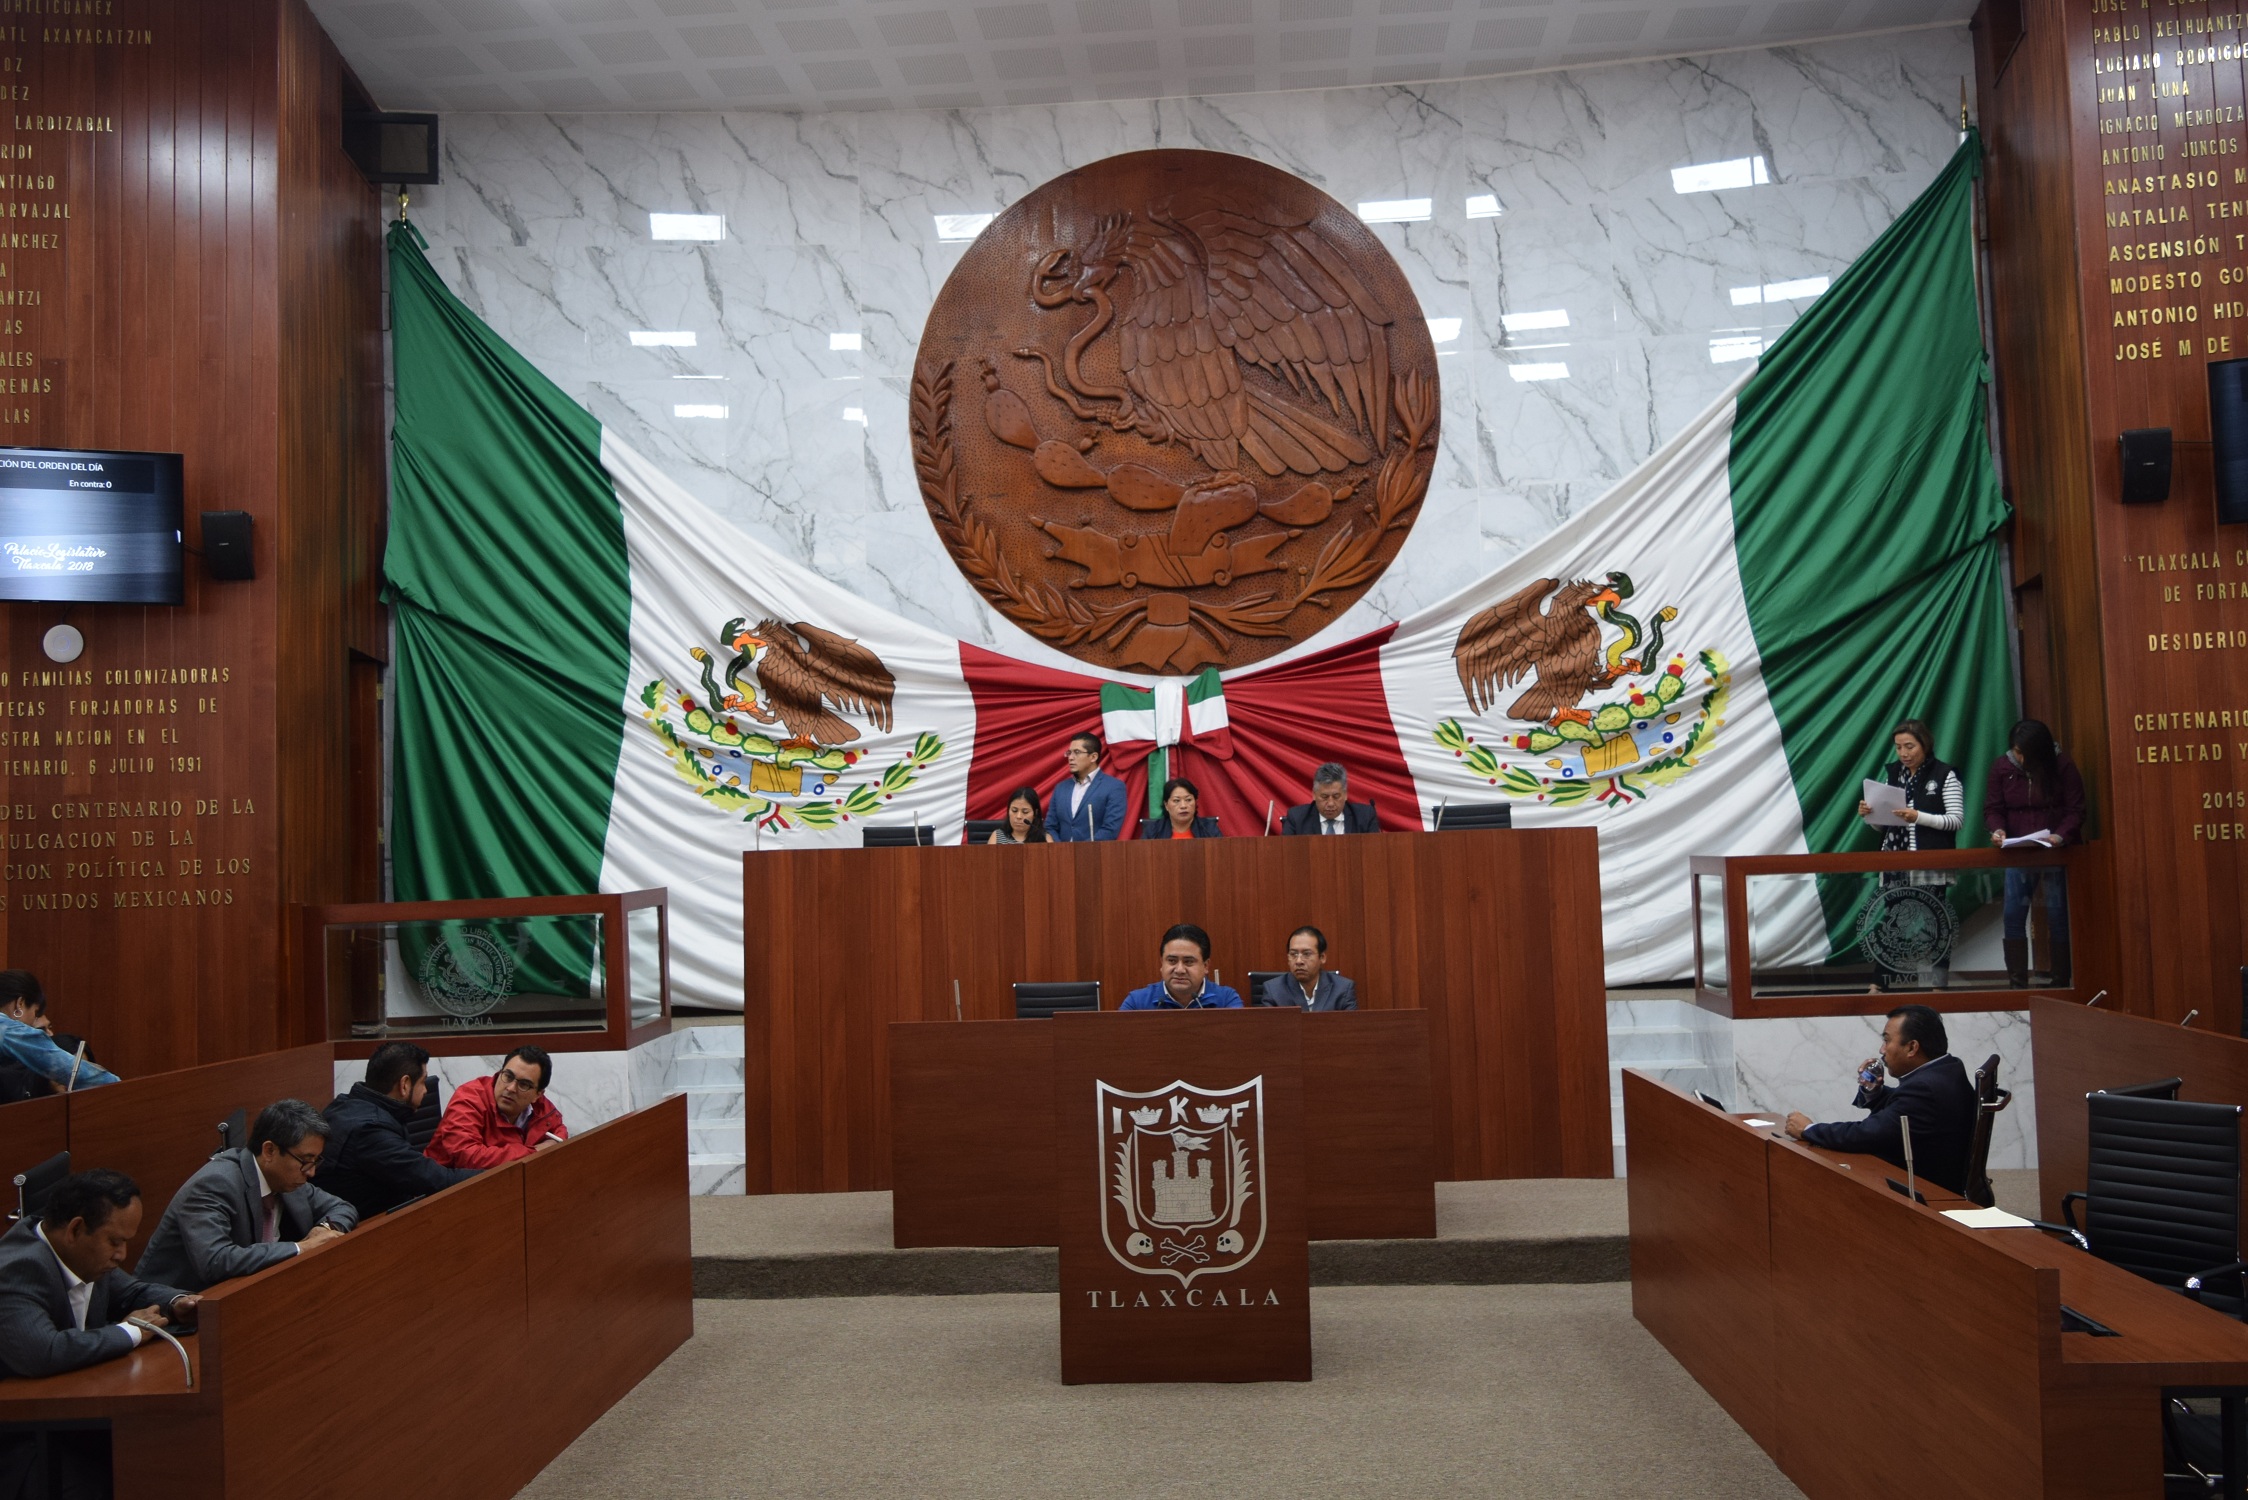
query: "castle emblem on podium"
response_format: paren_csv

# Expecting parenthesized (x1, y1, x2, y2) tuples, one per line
(1096, 1077, 1266, 1285)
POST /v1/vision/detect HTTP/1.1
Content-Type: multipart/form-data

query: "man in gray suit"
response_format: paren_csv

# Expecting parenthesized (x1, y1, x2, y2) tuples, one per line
(137, 1098, 358, 1293)
(1257, 925, 1358, 1011)
(0, 1168, 195, 1380)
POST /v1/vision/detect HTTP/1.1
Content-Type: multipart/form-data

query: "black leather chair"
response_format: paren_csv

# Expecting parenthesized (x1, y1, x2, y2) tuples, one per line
(2044, 1092, 2246, 1309)
(1960, 1053, 2014, 1208)
(11, 1150, 68, 1222)
(1245, 971, 1284, 1005)
(1013, 982, 1099, 1019)
(962, 819, 1007, 845)
(217, 1107, 247, 1153)
(408, 1072, 443, 1153)
(1431, 802, 1511, 831)
(862, 826, 936, 847)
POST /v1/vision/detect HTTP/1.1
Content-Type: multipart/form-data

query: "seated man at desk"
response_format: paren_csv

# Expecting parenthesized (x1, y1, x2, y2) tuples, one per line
(1257, 926, 1358, 1011)
(428, 1047, 569, 1168)
(136, 1099, 358, 1292)
(1279, 762, 1379, 835)
(1119, 924, 1244, 1010)
(0, 969, 120, 1093)
(0, 1169, 196, 1379)
(319, 1042, 479, 1217)
(1782, 1004, 1977, 1193)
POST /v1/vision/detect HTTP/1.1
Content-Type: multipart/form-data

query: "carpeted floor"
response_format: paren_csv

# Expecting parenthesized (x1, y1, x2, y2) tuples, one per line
(517, 1284, 1805, 1500)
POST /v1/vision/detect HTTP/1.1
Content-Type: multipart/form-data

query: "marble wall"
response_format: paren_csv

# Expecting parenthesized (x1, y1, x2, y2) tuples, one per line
(412, 25, 1970, 661)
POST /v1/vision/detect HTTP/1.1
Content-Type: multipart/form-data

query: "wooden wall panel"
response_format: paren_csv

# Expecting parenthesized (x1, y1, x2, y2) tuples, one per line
(0, 0, 381, 1078)
(0, 1092, 68, 1207)
(749, 828, 1608, 1192)
(1977, 0, 2248, 1027)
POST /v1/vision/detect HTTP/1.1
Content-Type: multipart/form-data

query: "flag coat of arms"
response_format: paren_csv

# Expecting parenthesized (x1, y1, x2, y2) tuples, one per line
(384, 135, 2013, 1007)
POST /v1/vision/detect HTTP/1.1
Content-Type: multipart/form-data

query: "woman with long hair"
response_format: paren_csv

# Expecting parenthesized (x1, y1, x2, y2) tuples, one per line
(1856, 717, 1964, 989)
(985, 786, 1048, 844)
(1139, 778, 1222, 839)
(1982, 718, 2087, 987)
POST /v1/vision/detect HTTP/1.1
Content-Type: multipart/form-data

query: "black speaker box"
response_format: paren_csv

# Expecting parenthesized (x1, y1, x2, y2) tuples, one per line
(2215, 359, 2248, 524)
(201, 510, 254, 581)
(2119, 427, 2173, 505)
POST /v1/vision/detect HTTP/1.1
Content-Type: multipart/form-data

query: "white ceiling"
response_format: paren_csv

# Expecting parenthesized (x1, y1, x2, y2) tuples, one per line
(309, 0, 1967, 115)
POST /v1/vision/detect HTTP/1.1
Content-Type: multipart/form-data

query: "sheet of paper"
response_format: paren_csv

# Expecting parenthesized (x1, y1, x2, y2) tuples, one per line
(1862, 779, 1909, 827)
(1941, 1207, 2034, 1229)
(2001, 830, 2054, 849)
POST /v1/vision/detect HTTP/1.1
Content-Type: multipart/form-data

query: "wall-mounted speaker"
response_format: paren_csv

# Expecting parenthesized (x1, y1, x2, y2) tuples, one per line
(201, 510, 254, 581)
(2120, 427, 2173, 505)
(342, 112, 440, 187)
(2216, 358, 2248, 524)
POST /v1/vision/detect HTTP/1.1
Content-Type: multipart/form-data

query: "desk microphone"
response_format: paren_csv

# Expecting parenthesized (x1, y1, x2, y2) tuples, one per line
(2086, 990, 2107, 1008)
(127, 1317, 192, 1388)
(2184, 1009, 2201, 1028)
(1263, 800, 1275, 836)
(1430, 799, 1447, 832)
(951, 978, 962, 1023)
(66, 1041, 84, 1092)
(1901, 1114, 1916, 1204)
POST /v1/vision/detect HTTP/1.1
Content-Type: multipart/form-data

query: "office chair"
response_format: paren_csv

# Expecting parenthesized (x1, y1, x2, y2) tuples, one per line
(1012, 982, 1099, 1019)
(408, 1072, 443, 1153)
(1431, 802, 1512, 831)
(2106, 1076, 2184, 1100)
(962, 819, 1007, 845)
(11, 1150, 68, 1222)
(1960, 1054, 2014, 1209)
(217, 1108, 247, 1153)
(862, 826, 936, 848)
(1245, 971, 1284, 1005)
(2036, 1092, 2246, 1313)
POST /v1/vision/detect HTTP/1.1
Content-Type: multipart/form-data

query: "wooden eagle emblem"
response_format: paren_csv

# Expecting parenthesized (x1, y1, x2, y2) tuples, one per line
(689, 616, 896, 749)
(1453, 572, 1673, 726)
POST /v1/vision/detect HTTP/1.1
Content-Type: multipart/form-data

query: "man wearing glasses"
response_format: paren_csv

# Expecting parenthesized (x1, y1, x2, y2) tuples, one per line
(428, 1046, 569, 1168)
(135, 1099, 357, 1292)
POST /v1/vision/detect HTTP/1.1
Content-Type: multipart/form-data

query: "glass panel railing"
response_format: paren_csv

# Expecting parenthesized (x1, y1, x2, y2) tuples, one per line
(327, 913, 607, 1041)
(1743, 856, 2066, 998)
(1695, 873, 1728, 994)
(627, 903, 665, 1028)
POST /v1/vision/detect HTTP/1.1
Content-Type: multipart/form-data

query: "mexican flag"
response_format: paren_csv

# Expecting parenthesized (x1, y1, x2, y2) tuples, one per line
(384, 133, 2012, 1012)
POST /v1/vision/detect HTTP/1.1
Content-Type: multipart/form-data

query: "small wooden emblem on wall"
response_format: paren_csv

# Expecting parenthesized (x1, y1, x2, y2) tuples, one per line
(912, 149, 1440, 674)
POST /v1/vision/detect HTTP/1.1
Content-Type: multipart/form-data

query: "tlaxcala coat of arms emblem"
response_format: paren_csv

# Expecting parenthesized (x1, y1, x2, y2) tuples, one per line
(913, 149, 1439, 675)
(1099, 1077, 1267, 1286)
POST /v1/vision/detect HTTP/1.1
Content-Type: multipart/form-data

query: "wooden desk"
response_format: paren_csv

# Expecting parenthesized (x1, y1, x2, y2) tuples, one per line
(2031, 996, 2248, 1225)
(0, 1095, 691, 1500)
(1629, 1072, 2248, 1499)
(891, 1010, 1436, 1247)
(750, 828, 1608, 1192)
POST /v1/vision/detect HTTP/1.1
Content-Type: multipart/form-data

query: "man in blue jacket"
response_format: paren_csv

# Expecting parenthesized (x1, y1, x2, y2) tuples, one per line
(319, 1042, 479, 1217)
(1120, 924, 1244, 1010)
(0, 971, 120, 1092)
(1047, 732, 1128, 842)
(1784, 1004, 1977, 1194)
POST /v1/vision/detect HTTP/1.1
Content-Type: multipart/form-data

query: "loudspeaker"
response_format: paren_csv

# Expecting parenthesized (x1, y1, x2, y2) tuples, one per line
(2215, 359, 2248, 524)
(201, 510, 254, 581)
(342, 112, 440, 186)
(2119, 427, 2173, 505)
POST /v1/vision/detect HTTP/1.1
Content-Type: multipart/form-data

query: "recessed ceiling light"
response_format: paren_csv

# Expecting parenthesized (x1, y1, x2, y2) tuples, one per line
(650, 212, 725, 241)
(1357, 197, 1432, 224)
(630, 330, 696, 347)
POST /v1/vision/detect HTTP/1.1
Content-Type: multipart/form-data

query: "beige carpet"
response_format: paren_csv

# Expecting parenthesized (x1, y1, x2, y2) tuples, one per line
(518, 1285, 1802, 1500)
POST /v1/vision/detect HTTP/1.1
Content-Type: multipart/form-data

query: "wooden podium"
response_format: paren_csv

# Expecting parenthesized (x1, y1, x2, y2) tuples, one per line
(1054, 1008, 1311, 1384)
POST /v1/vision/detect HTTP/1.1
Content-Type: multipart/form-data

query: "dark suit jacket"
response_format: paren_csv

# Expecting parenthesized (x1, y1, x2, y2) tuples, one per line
(1257, 972, 1358, 1011)
(1138, 815, 1222, 840)
(1280, 800, 1379, 835)
(0, 1217, 189, 1380)
(135, 1147, 359, 1292)
(319, 1083, 477, 1218)
(1802, 1052, 1977, 1194)
(1047, 771, 1127, 842)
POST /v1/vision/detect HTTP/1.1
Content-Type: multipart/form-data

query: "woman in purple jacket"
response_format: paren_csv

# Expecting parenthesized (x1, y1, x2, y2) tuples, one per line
(1982, 719, 2087, 988)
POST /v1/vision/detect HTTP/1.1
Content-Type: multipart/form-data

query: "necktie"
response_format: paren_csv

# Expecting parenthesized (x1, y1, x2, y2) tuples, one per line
(1324, 818, 1338, 835)
(261, 1195, 278, 1243)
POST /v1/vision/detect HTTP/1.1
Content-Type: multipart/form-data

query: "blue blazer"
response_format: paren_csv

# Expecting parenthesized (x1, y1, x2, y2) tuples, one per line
(1048, 771, 1128, 842)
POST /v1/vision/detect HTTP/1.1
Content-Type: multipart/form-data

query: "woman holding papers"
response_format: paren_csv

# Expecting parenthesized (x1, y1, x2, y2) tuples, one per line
(1856, 719, 1964, 989)
(1983, 719, 2087, 988)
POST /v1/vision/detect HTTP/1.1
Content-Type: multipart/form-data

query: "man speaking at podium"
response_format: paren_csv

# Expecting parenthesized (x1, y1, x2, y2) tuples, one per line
(1119, 924, 1244, 1010)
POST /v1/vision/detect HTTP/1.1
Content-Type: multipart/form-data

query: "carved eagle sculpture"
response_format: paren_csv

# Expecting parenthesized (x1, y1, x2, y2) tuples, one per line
(720, 617, 896, 748)
(1032, 206, 1396, 479)
(1452, 574, 1630, 726)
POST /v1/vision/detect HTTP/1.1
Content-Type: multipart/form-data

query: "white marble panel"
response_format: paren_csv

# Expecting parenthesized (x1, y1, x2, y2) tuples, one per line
(415, 26, 1975, 655)
(1732, 1009, 2037, 1170)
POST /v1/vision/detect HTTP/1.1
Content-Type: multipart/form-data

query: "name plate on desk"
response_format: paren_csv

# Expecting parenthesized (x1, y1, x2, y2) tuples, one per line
(1055, 1008, 1311, 1383)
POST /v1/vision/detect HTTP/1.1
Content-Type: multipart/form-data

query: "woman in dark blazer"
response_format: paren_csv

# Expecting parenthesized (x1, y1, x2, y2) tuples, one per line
(1982, 718, 2087, 988)
(1140, 777, 1222, 840)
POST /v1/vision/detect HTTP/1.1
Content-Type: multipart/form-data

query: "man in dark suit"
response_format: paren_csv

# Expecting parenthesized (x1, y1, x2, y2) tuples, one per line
(1258, 925, 1359, 1011)
(319, 1042, 478, 1218)
(1280, 763, 1379, 836)
(136, 1098, 359, 1293)
(1784, 1004, 1978, 1194)
(0, 1168, 196, 1380)
(1047, 731, 1128, 842)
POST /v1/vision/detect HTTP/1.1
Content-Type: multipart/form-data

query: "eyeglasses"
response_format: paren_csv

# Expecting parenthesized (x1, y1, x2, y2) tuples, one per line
(283, 1147, 322, 1175)
(494, 1069, 542, 1094)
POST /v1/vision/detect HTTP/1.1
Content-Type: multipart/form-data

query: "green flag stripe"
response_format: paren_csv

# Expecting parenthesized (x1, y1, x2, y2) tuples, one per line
(384, 220, 634, 902)
(1729, 132, 2016, 865)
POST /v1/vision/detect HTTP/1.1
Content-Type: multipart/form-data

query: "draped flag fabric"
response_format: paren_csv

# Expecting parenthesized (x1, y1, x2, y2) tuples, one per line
(385, 133, 2014, 1012)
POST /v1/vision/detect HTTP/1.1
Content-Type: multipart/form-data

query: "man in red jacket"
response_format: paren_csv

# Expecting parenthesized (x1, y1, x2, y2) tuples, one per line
(427, 1047, 568, 1169)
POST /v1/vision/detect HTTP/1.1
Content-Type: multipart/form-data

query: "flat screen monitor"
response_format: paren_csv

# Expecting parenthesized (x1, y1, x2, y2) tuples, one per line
(0, 446, 184, 604)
